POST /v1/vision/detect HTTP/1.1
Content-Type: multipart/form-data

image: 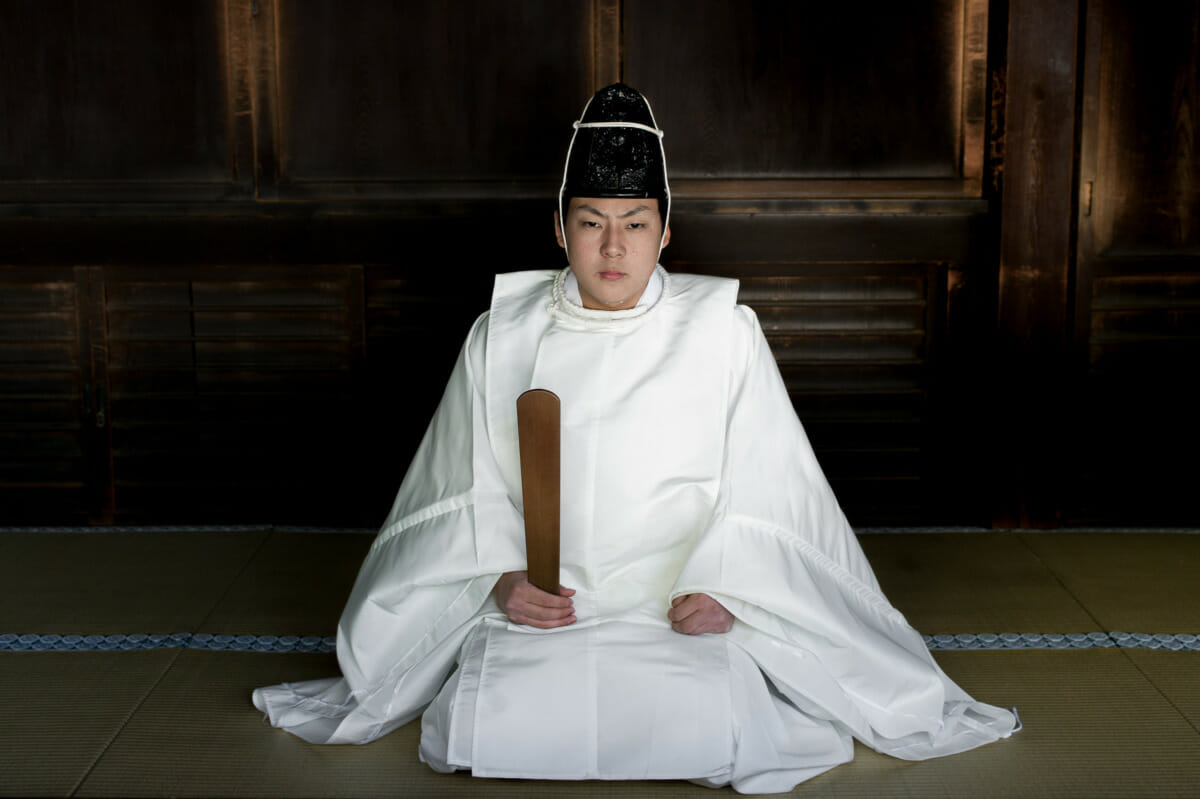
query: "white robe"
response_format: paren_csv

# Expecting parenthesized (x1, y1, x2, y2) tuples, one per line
(252, 267, 1016, 793)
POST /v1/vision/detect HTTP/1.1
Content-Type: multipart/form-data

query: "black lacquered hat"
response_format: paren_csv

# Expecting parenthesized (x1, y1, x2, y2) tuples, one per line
(558, 83, 670, 252)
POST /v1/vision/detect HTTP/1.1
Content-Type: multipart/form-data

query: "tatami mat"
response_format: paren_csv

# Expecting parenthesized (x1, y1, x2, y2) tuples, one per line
(815, 649, 1200, 798)
(75, 651, 716, 799)
(1018, 533, 1200, 632)
(199, 531, 370, 635)
(859, 533, 1098, 633)
(3, 530, 1199, 797)
(0, 531, 268, 634)
(1122, 649, 1200, 733)
(63, 649, 1200, 798)
(0, 650, 178, 798)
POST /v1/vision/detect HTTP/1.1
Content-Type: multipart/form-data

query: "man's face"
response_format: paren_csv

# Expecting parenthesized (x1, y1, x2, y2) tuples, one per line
(555, 197, 670, 311)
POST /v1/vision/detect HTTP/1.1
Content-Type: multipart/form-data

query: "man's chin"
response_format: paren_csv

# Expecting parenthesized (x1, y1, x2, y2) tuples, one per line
(582, 291, 640, 311)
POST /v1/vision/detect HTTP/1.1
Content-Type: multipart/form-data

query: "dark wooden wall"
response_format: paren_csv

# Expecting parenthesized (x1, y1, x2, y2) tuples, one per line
(1, 0, 1196, 528)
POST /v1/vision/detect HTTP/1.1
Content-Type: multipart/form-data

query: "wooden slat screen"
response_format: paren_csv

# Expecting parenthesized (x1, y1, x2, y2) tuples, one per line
(360, 266, 494, 512)
(1071, 266, 1200, 524)
(103, 266, 364, 523)
(666, 261, 947, 525)
(743, 270, 933, 524)
(0, 269, 90, 521)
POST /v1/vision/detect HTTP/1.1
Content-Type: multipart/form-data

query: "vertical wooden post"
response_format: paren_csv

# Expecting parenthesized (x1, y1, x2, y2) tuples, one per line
(960, 0, 991, 193)
(592, 0, 622, 89)
(223, 0, 255, 195)
(225, 0, 280, 199)
(993, 0, 1082, 527)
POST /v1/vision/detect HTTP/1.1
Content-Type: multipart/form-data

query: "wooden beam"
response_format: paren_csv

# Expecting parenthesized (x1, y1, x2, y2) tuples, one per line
(592, 0, 621, 89)
(960, 0, 990, 189)
(994, 0, 1081, 527)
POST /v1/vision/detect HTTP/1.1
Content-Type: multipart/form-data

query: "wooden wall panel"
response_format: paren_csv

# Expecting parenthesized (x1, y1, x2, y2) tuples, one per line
(3, 0, 1189, 529)
(274, 0, 593, 188)
(625, 0, 969, 180)
(0, 0, 229, 184)
(1071, 0, 1200, 526)
(1088, 0, 1200, 253)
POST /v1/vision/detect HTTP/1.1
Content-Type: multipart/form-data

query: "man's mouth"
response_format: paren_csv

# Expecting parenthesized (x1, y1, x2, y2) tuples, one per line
(599, 271, 625, 280)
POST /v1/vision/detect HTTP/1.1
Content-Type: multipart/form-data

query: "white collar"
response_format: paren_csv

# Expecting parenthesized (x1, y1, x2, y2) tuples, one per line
(563, 267, 664, 309)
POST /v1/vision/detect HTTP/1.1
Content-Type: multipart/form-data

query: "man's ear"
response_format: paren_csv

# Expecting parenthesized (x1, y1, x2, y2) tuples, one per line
(554, 210, 565, 249)
(660, 223, 671, 249)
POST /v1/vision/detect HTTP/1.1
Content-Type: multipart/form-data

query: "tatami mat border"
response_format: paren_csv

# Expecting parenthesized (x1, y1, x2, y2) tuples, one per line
(0, 633, 336, 652)
(3, 631, 1198, 653)
(927, 632, 1200, 650)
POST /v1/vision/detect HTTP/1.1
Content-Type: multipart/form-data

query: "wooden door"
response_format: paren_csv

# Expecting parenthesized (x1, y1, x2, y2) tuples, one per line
(1071, 0, 1200, 525)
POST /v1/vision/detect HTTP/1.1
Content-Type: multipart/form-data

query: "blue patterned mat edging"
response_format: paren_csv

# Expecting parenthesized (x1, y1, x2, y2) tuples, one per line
(0, 631, 1197, 653)
(0, 633, 336, 653)
(924, 632, 1199, 651)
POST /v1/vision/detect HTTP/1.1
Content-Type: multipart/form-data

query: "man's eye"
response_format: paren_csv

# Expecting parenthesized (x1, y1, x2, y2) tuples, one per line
(628, 222, 645, 229)
(582, 220, 600, 228)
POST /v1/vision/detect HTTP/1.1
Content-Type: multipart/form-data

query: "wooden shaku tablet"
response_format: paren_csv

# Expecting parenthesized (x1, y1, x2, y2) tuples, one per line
(516, 388, 561, 594)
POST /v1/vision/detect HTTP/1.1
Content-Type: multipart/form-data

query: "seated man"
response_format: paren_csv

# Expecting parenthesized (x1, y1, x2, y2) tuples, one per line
(253, 83, 1017, 794)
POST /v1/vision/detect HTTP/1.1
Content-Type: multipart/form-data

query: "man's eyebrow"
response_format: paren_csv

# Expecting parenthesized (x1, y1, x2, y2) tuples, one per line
(576, 204, 652, 219)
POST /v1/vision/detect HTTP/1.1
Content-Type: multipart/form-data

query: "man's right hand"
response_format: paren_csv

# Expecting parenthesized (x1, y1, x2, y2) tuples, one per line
(492, 570, 577, 628)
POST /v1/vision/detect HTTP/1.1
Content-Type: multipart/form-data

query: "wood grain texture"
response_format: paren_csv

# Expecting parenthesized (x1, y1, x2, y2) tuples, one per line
(625, 0, 971, 180)
(592, 0, 621, 89)
(517, 389, 560, 594)
(1087, 0, 1199, 254)
(1069, 0, 1200, 525)
(993, 0, 1080, 528)
(0, 0, 229, 184)
(273, 0, 591, 183)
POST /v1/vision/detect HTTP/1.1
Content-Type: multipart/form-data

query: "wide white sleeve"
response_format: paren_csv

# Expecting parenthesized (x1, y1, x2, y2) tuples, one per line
(337, 310, 527, 689)
(672, 306, 1016, 759)
(253, 312, 527, 745)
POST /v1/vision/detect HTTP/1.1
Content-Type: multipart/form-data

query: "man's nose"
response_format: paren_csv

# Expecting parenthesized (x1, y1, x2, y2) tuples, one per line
(602, 229, 624, 257)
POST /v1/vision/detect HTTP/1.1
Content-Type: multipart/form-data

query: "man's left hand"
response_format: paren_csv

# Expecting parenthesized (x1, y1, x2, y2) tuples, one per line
(668, 593, 734, 635)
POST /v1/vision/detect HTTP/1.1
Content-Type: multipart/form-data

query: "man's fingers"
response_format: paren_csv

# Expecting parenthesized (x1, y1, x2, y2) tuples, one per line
(667, 594, 700, 622)
(494, 571, 578, 628)
(668, 594, 733, 635)
(671, 614, 720, 635)
(514, 583, 574, 609)
(507, 580, 575, 625)
(514, 598, 575, 620)
(510, 612, 577, 629)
